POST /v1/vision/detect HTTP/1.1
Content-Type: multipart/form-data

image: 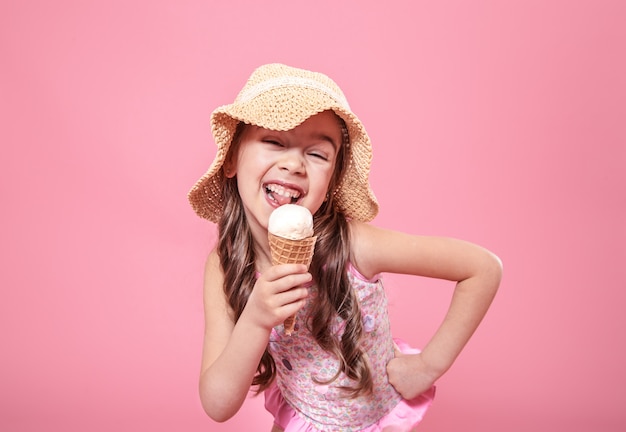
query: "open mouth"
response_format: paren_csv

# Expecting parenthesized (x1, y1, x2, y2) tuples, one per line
(265, 183, 302, 205)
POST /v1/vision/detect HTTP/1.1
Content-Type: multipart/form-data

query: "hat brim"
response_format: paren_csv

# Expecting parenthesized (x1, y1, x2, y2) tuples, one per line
(188, 77, 378, 223)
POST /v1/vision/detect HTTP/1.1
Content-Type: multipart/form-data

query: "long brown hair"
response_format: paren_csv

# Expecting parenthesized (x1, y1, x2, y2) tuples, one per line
(217, 117, 373, 397)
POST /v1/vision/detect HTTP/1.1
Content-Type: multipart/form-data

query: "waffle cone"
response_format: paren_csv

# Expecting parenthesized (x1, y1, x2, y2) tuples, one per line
(268, 233, 317, 335)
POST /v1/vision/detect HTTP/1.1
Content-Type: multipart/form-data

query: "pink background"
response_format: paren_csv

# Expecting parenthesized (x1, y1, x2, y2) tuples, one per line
(1, 1, 624, 431)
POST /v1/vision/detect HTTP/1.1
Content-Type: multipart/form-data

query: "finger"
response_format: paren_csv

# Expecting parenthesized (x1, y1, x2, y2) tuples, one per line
(264, 263, 309, 281)
(270, 273, 312, 295)
(282, 294, 308, 314)
(392, 341, 403, 357)
(279, 286, 309, 307)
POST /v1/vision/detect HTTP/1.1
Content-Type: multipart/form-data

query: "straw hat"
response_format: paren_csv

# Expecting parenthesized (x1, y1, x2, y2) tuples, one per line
(188, 63, 378, 223)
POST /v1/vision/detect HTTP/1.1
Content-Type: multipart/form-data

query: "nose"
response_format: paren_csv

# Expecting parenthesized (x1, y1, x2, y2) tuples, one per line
(278, 149, 305, 175)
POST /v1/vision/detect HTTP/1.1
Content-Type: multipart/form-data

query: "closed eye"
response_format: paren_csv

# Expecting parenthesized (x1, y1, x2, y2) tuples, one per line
(263, 139, 284, 147)
(309, 152, 329, 161)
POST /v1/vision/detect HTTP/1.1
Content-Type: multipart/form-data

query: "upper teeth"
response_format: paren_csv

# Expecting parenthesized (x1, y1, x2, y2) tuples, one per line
(266, 184, 301, 199)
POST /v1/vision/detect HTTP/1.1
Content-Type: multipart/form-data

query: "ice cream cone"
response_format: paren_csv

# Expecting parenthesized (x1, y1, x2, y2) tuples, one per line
(268, 233, 317, 335)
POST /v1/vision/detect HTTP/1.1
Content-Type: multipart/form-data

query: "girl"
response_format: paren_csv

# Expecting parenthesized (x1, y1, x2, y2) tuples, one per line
(188, 63, 502, 431)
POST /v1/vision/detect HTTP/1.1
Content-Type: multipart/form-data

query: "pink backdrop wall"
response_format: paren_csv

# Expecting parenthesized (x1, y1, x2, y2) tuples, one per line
(1, 1, 624, 431)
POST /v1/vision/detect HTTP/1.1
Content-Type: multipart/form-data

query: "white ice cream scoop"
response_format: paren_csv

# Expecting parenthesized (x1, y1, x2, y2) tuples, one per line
(268, 204, 314, 240)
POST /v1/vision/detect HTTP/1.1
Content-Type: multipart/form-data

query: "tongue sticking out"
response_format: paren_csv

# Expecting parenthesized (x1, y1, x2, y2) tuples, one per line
(266, 184, 301, 206)
(273, 194, 293, 206)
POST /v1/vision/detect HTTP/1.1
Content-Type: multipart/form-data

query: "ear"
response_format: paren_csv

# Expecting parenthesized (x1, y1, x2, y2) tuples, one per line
(223, 158, 237, 178)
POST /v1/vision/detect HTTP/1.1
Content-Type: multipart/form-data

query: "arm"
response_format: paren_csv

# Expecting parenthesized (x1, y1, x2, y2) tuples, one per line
(198, 250, 310, 421)
(350, 222, 502, 398)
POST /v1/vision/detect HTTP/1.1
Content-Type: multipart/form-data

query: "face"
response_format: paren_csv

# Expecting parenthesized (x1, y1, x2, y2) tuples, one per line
(225, 110, 342, 238)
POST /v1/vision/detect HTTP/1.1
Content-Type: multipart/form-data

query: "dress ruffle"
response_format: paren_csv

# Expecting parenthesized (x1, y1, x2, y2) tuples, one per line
(264, 339, 435, 432)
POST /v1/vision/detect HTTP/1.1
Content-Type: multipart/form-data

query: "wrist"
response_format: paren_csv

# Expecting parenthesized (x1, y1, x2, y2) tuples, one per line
(237, 307, 274, 337)
(418, 348, 453, 380)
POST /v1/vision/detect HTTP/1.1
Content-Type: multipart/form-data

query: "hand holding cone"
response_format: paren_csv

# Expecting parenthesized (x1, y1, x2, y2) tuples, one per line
(268, 205, 316, 335)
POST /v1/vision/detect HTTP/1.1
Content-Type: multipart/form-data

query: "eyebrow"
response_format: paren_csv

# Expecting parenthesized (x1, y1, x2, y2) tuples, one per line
(310, 132, 340, 150)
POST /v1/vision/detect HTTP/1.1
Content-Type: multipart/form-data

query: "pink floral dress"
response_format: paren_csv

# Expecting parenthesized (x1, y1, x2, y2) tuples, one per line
(264, 264, 435, 431)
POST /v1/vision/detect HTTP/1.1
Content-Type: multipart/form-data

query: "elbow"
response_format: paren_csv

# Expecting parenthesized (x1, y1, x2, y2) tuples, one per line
(463, 247, 502, 297)
(199, 377, 242, 423)
(206, 411, 233, 424)
(492, 251, 503, 281)
(484, 250, 503, 294)
(200, 395, 236, 423)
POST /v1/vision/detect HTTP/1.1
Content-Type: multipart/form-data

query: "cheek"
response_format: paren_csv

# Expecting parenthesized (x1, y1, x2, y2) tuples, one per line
(324, 161, 340, 192)
(237, 148, 271, 176)
(312, 165, 335, 190)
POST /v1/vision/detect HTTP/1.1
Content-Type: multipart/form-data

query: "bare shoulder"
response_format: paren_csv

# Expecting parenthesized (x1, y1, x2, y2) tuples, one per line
(204, 248, 223, 286)
(348, 220, 398, 279)
(349, 220, 502, 283)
